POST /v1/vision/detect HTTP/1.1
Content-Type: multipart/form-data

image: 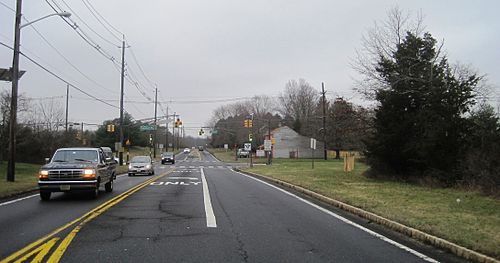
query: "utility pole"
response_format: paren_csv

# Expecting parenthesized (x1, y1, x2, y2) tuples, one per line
(7, 0, 22, 182)
(65, 84, 69, 132)
(119, 35, 125, 166)
(172, 112, 176, 150)
(267, 118, 272, 165)
(321, 82, 327, 160)
(165, 107, 169, 152)
(153, 87, 158, 158)
(81, 122, 84, 145)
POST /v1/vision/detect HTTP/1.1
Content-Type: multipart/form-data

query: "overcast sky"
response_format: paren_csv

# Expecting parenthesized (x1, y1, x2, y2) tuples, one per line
(1, 0, 499, 136)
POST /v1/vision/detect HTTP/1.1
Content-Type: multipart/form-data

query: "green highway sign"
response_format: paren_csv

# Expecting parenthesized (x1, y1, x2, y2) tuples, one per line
(140, 125, 156, 131)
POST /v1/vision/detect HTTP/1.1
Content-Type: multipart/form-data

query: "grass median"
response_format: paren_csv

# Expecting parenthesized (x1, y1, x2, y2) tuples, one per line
(224, 157, 499, 259)
(0, 162, 40, 199)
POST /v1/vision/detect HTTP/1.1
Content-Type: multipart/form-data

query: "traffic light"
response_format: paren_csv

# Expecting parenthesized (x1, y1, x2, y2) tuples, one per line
(175, 118, 183, 128)
(243, 119, 253, 128)
(149, 134, 153, 145)
(199, 128, 204, 136)
(248, 133, 253, 142)
(106, 124, 115, 132)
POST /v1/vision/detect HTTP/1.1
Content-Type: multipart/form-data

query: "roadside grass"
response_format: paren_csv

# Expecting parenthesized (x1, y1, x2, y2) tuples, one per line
(208, 148, 268, 164)
(0, 162, 40, 199)
(230, 158, 499, 259)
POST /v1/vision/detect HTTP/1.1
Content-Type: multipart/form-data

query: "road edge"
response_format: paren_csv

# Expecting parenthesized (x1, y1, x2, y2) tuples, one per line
(235, 168, 499, 263)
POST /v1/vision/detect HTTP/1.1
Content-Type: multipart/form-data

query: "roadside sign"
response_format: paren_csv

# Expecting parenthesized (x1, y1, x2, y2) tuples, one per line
(271, 138, 276, 145)
(310, 138, 317, 150)
(125, 139, 131, 146)
(140, 125, 155, 131)
(224, 144, 228, 150)
(158, 144, 164, 149)
(244, 143, 251, 151)
(264, 140, 272, 151)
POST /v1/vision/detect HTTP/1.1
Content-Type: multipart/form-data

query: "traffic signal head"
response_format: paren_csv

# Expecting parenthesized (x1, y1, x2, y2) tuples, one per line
(248, 133, 253, 142)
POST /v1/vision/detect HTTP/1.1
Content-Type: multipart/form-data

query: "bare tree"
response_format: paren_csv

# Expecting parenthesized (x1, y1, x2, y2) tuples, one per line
(23, 97, 64, 132)
(279, 79, 319, 135)
(352, 6, 426, 99)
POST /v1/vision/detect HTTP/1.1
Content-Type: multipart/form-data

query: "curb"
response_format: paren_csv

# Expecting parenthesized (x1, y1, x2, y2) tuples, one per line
(236, 169, 499, 263)
(0, 187, 38, 203)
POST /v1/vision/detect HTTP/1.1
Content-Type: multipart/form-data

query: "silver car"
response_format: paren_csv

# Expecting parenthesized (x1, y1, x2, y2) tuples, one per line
(128, 156, 155, 176)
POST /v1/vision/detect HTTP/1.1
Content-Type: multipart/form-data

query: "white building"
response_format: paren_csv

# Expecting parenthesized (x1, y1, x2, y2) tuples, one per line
(271, 126, 324, 159)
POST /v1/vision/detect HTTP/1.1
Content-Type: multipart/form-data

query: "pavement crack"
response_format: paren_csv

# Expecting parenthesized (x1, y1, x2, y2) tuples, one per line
(211, 180, 250, 262)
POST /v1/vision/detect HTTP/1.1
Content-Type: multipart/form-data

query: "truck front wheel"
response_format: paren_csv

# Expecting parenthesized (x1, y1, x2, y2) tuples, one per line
(40, 191, 51, 201)
(105, 179, 113, 192)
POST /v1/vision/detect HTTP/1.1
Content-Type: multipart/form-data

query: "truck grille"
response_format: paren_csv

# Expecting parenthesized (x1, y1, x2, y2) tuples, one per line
(48, 170, 83, 179)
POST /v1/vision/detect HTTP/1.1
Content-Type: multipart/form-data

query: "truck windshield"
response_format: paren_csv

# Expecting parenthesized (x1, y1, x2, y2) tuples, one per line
(52, 150, 99, 163)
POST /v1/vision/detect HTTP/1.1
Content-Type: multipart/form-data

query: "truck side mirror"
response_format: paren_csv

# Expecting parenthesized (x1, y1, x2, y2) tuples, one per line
(45, 157, 50, 164)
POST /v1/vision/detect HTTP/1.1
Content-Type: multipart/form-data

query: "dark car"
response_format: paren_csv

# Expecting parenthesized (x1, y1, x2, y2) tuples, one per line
(161, 152, 175, 164)
(38, 147, 115, 200)
(198, 146, 204, 151)
(128, 156, 155, 176)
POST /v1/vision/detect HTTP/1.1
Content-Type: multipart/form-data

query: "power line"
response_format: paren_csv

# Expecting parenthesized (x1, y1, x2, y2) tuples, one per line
(0, 0, 14, 11)
(59, 0, 121, 47)
(0, 41, 119, 109)
(81, 0, 123, 39)
(45, 0, 120, 64)
(128, 47, 156, 88)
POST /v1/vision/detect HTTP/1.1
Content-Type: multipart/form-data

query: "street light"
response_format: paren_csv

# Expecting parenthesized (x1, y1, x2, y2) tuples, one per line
(20, 11, 71, 29)
(7, 0, 71, 182)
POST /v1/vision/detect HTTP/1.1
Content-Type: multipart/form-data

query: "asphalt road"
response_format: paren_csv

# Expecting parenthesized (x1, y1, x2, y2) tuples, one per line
(0, 150, 467, 263)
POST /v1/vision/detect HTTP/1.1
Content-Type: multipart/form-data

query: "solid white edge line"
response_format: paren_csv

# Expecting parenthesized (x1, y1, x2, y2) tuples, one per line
(201, 168, 217, 228)
(232, 169, 439, 263)
(0, 194, 39, 207)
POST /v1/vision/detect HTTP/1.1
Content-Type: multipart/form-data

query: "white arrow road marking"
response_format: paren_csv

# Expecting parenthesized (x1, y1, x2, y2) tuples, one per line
(201, 168, 217, 228)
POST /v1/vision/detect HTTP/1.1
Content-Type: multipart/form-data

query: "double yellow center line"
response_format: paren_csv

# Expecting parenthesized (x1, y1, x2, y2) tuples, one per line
(1, 170, 172, 263)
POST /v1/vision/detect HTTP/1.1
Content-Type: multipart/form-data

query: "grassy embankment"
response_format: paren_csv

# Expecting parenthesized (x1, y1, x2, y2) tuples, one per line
(0, 162, 40, 199)
(210, 151, 500, 259)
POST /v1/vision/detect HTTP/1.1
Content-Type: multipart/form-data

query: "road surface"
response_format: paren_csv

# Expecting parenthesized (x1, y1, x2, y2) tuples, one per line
(0, 151, 466, 262)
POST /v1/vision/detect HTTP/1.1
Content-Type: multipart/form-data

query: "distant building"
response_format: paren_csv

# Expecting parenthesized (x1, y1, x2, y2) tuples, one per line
(271, 126, 324, 158)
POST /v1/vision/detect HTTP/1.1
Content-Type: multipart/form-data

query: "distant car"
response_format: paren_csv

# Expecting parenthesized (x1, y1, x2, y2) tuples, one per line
(198, 146, 204, 151)
(237, 148, 249, 158)
(183, 148, 190, 154)
(128, 156, 154, 176)
(161, 152, 175, 164)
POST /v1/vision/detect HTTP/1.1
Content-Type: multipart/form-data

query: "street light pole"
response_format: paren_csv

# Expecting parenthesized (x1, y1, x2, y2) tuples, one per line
(6, 2, 70, 181)
(7, 0, 23, 182)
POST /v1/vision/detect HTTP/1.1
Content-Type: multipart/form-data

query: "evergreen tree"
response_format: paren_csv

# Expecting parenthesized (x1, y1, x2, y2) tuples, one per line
(367, 32, 480, 181)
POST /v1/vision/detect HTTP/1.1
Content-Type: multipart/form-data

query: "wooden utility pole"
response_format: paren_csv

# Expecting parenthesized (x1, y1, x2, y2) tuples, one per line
(321, 82, 327, 160)
(7, 0, 23, 182)
(153, 87, 158, 158)
(65, 84, 69, 132)
(119, 36, 125, 165)
(165, 107, 169, 152)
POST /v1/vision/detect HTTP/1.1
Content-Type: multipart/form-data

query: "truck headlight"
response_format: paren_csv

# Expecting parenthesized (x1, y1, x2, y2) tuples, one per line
(83, 169, 96, 179)
(39, 170, 49, 179)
